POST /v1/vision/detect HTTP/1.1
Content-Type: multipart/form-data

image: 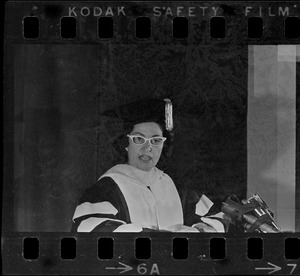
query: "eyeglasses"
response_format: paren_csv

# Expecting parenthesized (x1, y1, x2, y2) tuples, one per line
(127, 134, 167, 146)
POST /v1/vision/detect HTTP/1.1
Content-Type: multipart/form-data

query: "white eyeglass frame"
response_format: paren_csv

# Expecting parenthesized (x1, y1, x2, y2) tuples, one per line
(127, 134, 167, 146)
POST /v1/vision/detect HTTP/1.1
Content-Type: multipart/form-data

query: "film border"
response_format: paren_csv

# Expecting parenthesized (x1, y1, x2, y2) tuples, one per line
(3, 1, 300, 275)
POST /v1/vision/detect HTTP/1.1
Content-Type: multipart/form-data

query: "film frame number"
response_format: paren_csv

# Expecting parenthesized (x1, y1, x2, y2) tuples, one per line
(105, 262, 160, 275)
(137, 263, 160, 275)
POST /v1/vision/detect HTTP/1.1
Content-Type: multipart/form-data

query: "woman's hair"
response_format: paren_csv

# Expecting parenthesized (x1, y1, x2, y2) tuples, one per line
(106, 97, 174, 167)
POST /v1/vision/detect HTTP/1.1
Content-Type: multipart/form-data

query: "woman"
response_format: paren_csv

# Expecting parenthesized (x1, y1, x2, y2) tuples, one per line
(71, 98, 225, 232)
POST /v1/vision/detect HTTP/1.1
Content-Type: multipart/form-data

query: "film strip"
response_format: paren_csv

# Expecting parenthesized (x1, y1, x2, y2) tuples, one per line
(17, 9, 300, 41)
(3, 1, 300, 275)
(3, 234, 300, 275)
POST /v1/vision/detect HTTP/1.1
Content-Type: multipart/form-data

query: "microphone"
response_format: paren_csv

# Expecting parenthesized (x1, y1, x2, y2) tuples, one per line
(221, 194, 281, 233)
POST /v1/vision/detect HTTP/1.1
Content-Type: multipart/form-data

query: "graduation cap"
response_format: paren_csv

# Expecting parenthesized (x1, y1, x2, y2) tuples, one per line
(101, 98, 174, 134)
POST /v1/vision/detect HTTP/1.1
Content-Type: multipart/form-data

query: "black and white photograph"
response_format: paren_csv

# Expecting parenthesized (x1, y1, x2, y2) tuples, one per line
(3, 1, 300, 275)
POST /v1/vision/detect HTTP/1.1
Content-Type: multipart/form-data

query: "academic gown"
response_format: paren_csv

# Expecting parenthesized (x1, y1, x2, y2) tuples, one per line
(71, 164, 225, 232)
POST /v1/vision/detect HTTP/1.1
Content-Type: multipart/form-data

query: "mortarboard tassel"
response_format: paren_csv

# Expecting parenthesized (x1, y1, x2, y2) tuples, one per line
(164, 98, 173, 131)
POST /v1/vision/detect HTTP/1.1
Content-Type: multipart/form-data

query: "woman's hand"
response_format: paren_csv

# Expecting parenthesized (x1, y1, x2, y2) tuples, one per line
(113, 223, 143, 232)
(165, 224, 200, 232)
(192, 222, 217, 233)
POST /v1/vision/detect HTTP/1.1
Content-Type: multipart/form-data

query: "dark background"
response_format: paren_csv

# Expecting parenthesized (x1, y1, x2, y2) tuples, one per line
(12, 43, 248, 231)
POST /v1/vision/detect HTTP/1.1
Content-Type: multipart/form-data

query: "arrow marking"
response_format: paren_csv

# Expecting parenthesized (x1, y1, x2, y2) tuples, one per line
(255, 262, 281, 274)
(105, 262, 133, 274)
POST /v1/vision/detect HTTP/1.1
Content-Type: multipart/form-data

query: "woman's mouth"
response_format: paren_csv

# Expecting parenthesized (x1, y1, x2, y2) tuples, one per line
(139, 155, 152, 162)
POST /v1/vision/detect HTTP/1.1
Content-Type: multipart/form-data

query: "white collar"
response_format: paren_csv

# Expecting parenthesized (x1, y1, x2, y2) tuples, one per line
(103, 164, 164, 187)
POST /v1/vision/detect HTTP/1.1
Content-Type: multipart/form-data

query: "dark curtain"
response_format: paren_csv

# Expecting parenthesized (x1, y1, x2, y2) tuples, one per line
(13, 43, 248, 231)
(296, 62, 300, 232)
(14, 45, 100, 231)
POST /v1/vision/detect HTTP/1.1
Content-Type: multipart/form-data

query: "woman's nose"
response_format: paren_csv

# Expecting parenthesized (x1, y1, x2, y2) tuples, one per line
(143, 141, 152, 152)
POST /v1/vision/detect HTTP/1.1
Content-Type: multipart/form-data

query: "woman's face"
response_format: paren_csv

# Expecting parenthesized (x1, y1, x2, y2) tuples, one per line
(127, 122, 164, 172)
